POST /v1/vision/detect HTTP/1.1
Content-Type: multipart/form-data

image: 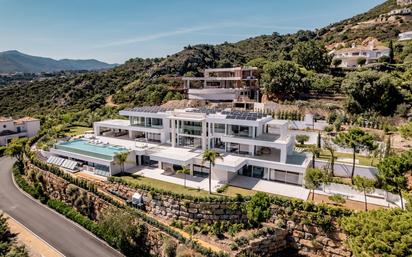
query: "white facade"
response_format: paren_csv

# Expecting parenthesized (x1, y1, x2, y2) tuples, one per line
(330, 41, 390, 68)
(399, 31, 412, 41)
(0, 117, 40, 146)
(91, 107, 310, 185)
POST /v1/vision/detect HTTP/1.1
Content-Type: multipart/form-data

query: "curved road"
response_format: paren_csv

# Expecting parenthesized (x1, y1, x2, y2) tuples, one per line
(0, 157, 123, 257)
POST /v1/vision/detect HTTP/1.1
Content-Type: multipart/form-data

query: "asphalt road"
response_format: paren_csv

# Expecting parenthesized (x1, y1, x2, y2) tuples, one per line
(0, 157, 123, 257)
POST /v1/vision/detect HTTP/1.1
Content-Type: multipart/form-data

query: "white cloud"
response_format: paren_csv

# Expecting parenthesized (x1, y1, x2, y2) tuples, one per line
(93, 23, 231, 48)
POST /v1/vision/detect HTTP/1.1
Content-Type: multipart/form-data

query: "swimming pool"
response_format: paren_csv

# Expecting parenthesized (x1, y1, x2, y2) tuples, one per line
(55, 139, 128, 160)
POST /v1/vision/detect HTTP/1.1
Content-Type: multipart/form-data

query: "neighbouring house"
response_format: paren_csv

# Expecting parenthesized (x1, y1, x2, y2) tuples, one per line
(399, 31, 412, 41)
(382, 7, 412, 16)
(182, 67, 260, 102)
(330, 40, 390, 68)
(49, 106, 310, 186)
(397, 0, 412, 6)
(0, 117, 40, 146)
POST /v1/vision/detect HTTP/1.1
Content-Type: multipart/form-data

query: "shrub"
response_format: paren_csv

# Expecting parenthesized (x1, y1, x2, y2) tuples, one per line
(162, 238, 177, 257)
(328, 194, 346, 206)
(216, 184, 228, 193)
(246, 192, 271, 226)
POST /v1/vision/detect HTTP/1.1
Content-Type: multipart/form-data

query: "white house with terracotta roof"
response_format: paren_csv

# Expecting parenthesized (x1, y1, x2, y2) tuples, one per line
(0, 117, 40, 146)
(330, 40, 390, 68)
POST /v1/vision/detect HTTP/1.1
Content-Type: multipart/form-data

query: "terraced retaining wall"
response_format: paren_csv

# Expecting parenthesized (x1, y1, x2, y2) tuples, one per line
(24, 162, 178, 257)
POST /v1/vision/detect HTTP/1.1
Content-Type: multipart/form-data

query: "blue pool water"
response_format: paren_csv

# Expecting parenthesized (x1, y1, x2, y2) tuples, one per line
(55, 139, 128, 160)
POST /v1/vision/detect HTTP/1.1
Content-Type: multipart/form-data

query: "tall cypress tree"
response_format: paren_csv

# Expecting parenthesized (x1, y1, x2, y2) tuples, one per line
(389, 40, 394, 64)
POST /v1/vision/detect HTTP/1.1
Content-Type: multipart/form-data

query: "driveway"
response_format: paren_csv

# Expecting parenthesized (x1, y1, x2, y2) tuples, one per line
(0, 157, 123, 257)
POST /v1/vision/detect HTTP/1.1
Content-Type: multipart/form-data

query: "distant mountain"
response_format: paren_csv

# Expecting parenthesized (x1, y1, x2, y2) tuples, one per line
(0, 50, 117, 73)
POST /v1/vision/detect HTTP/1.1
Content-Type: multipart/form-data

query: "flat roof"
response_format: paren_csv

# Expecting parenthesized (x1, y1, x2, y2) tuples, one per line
(149, 147, 200, 165)
(267, 120, 289, 126)
(94, 119, 130, 126)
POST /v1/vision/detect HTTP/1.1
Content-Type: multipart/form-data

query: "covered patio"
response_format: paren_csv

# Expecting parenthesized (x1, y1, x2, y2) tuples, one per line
(229, 175, 310, 200)
(132, 167, 222, 192)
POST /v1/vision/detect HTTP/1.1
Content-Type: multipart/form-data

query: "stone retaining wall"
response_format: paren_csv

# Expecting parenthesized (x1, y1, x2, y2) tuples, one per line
(236, 229, 288, 257)
(25, 162, 352, 257)
(104, 179, 352, 257)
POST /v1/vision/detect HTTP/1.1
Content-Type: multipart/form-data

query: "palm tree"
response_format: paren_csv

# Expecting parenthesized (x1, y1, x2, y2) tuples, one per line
(114, 151, 129, 176)
(202, 149, 223, 194)
(306, 145, 321, 169)
(176, 166, 191, 188)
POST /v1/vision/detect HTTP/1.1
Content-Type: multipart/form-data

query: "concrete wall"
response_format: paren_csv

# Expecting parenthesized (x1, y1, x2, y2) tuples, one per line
(25, 120, 41, 137)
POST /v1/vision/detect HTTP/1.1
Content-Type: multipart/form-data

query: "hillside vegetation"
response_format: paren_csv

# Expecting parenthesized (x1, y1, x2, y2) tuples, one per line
(0, 0, 412, 120)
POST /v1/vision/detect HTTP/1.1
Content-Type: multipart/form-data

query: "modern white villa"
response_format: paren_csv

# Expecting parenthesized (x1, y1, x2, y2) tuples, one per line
(0, 117, 40, 146)
(182, 67, 260, 102)
(330, 40, 390, 67)
(49, 106, 310, 188)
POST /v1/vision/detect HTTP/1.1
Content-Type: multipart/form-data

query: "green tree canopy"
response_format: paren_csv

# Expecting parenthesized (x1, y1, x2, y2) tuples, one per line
(342, 70, 402, 116)
(377, 153, 411, 210)
(262, 61, 307, 100)
(399, 122, 412, 139)
(352, 175, 376, 211)
(5, 138, 28, 163)
(342, 209, 412, 257)
(334, 128, 376, 182)
(291, 40, 331, 72)
(304, 168, 329, 201)
(0, 213, 28, 257)
(246, 192, 271, 226)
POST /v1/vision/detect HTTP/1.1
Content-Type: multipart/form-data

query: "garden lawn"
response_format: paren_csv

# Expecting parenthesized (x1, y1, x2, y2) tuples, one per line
(318, 150, 379, 166)
(66, 126, 92, 137)
(115, 175, 260, 198)
(119, 175, 215, 197)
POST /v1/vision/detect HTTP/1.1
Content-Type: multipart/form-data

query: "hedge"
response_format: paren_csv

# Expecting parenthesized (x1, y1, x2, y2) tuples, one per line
(0, 146, 6, 157)
(109, 176, 352, 218)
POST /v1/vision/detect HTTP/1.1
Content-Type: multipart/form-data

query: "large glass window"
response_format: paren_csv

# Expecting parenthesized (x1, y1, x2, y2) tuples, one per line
(141, 155, 158, 167)
(178, 136, 202, 149)
(214, 123, 225, 134)
(193, 165, 209, 177)
(151, 118, 163, 128)
(228, 125, 251, 137)
(179, 121, 202, 136)
(252, 166, 264, 179)
(147, 133, 161, 142)
(130, 116, 145, 126)
(212, 138, 225, 150)
(227, 143, 249, 155)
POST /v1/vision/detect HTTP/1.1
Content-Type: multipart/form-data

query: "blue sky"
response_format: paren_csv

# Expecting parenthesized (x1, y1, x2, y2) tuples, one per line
(0, 0, 384, 63)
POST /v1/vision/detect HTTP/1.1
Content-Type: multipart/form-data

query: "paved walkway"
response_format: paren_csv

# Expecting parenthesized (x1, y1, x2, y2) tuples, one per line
(315, 183, 401, 208)
(133, 167, 222, 192)
(229, 176, 310, 200)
